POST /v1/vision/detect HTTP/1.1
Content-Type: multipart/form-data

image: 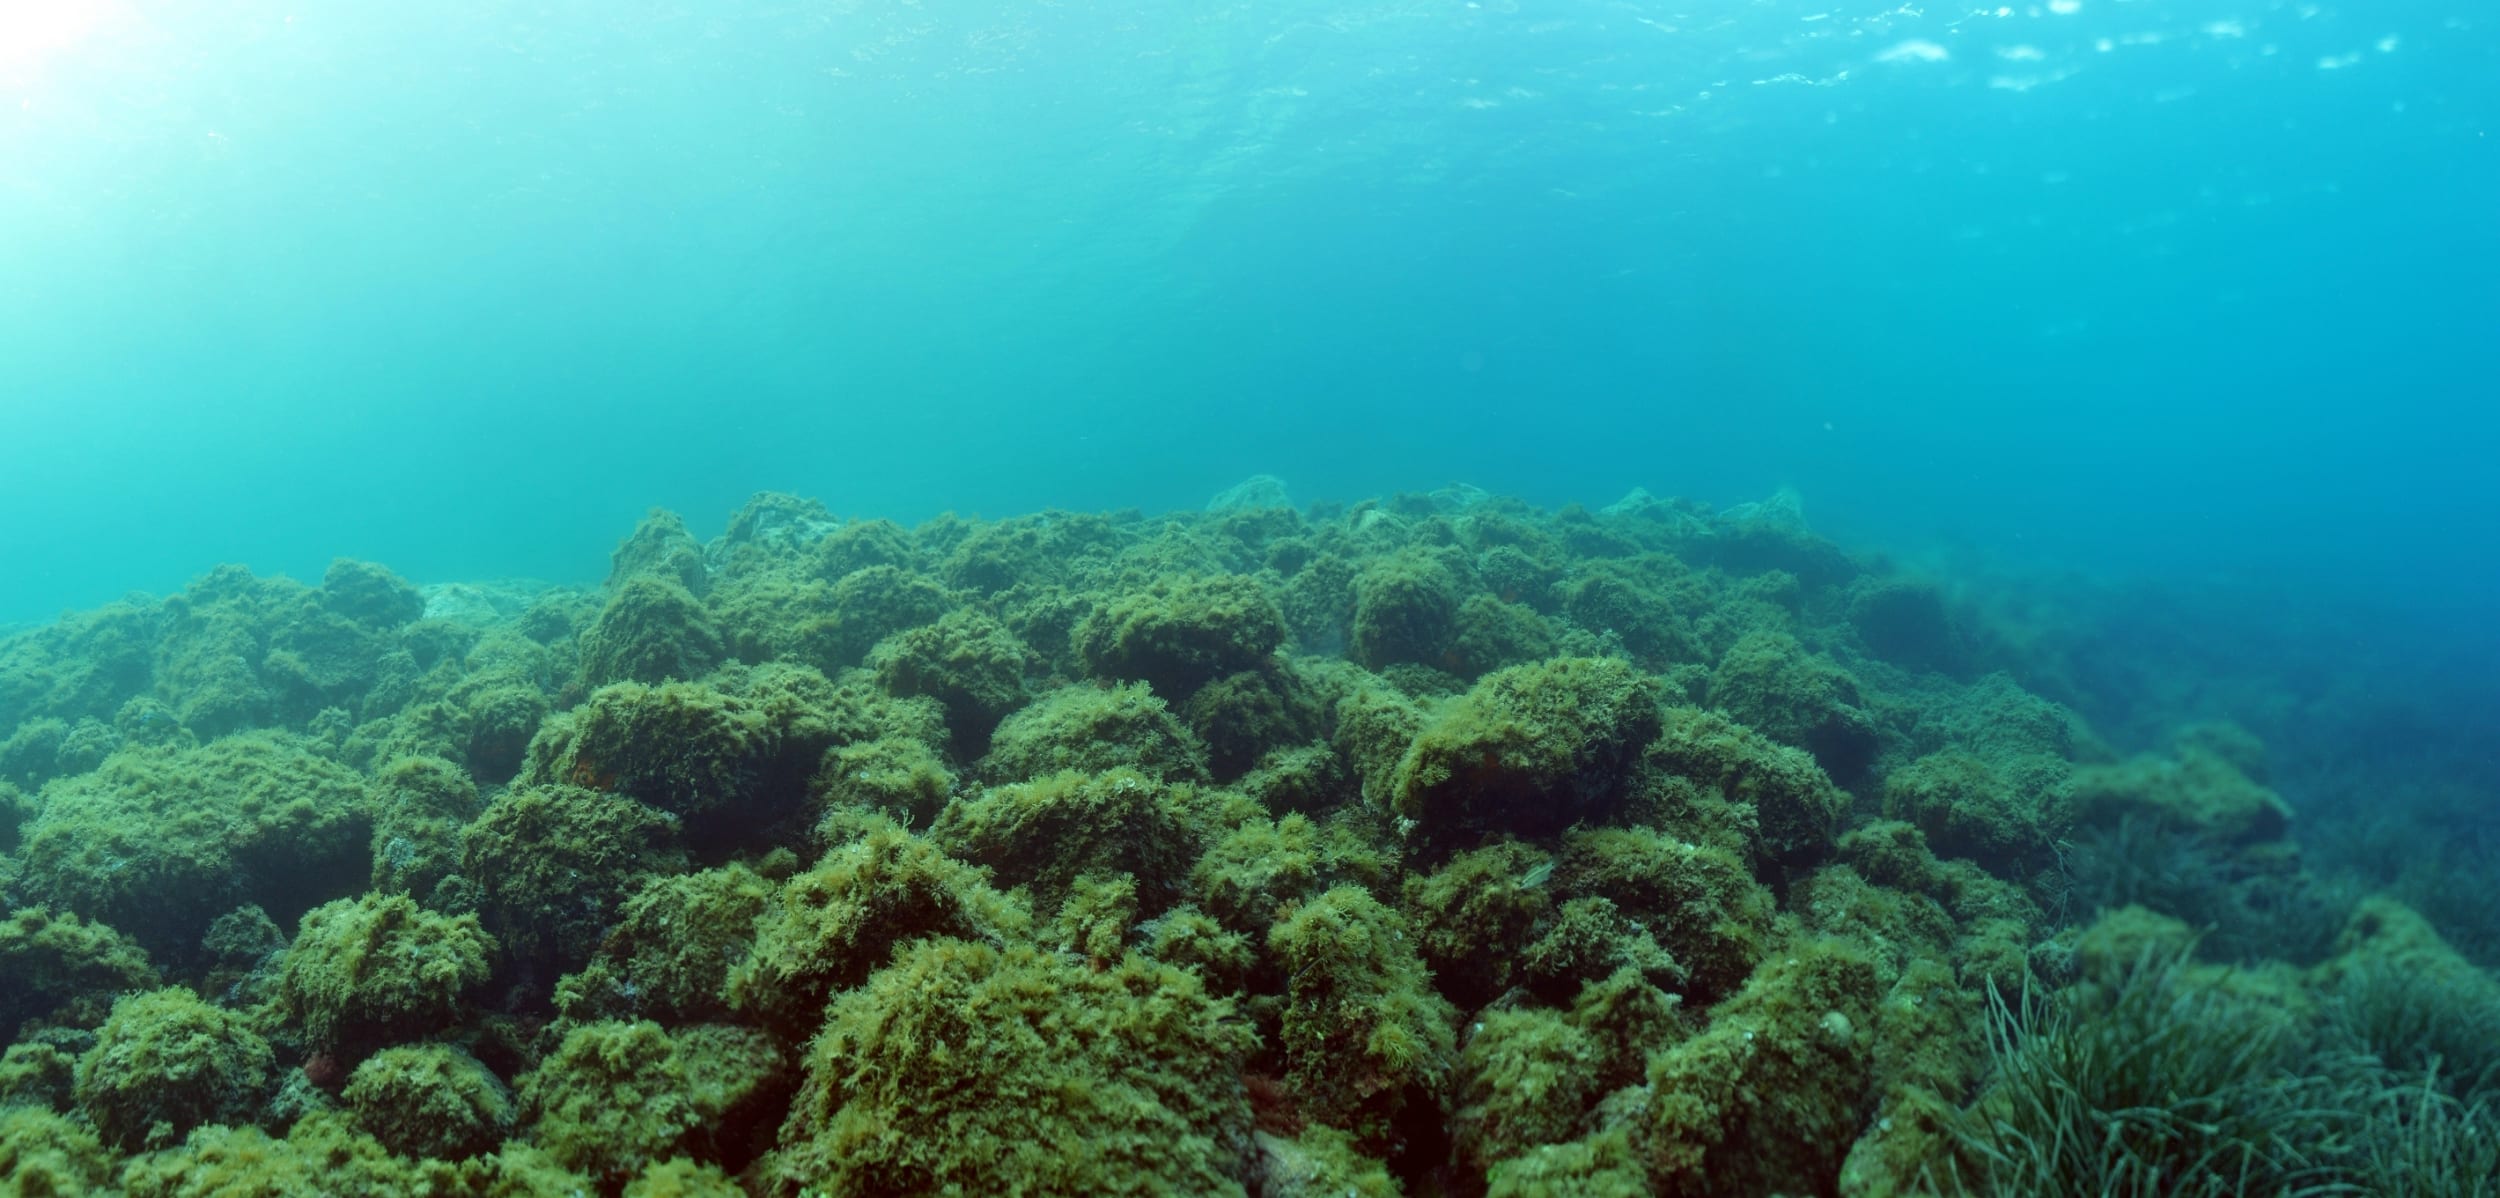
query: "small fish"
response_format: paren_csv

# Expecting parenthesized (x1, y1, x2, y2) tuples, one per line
(1520, 859, 1556, 889)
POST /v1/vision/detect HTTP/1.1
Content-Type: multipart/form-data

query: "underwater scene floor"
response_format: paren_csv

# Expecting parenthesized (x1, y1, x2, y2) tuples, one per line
(1, 484, 2494, 1196)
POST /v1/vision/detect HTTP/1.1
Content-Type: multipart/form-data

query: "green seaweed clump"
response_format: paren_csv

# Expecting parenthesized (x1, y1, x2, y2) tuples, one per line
(931, 768, 1211, 916)
(1453, 1007, 1607, 1177)
(577, 575, 723, 690)
(342, 1043, 515, 1160)
(11, 733, 374, 967)
(1266, 885, 1456, 1151)
(1650, 705, 1850, 869)
(557, 863, 776, 1026)
(520, 1020, 785, 1187)
(808, 733, 955, 826)
(1076, 574, 1289, 697)
(980, 680, 1212, 785)
(1640, 938, 1880, 1197)
(1350, 550, 1460, 671)
(0, 905, 158, 1038)
(275, 893, 493, 1060)
(458, 784, 687, 982)
(768, 938, 1257, 1196)
(75, 986, 275, 1152)
(0, 1103, 115, 1195)
(728, 816, 1026, 1036)
(867, 608, 1033, 749)
(1707, 630, 1881, 783)
(1391, 656, 1663, 850)
(1883, 749, 2073, 877)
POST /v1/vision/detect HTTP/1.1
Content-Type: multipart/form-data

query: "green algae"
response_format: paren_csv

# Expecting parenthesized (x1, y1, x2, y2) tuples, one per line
(0, 484, 2463, 1196)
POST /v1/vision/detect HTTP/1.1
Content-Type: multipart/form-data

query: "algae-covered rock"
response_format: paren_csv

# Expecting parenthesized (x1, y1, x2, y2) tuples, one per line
(578, 575, 723, 690)
(2071, 742, 2293, 847)
(342, 1043, 515, 1160)
(1553, 826, 1774, 1004)
(0, 905, 158, 1039)
(76, 986, 276, 1152)
(981, 680, 1213, 785)
(1640, 938, 1880, 1196)
(1447, 593, 1559, 679)
(276, 893, 493, 1059)
(808, 733, 955, 826)
(728, 816, 1026, 1036)
(1076, 574, 1289, 698)
(520, 1020, 784, 1186)
(1485, 1125, 1650, 1198)
(1707, 630, 1880, 783)
(12, 733, 375, 967)
(1391, 656, 1663, 849)
(1402, 840, 1554, 1010)
(522, 673, 832, 849)
(556, 863, 776, 1026)
(1180, 664, 1329, 780)
(608, 508, 711, 596)
(459, 784, 687, 981)
(1350, 549, 1461, 671)
(1194, 813, 1342, 938)
(0, 1104, 115, 1195)
(0, 1041, 77, 1111)
(1650, 706, 1850, 868)
(931, 768, 1210, 917)
(1267, 885, 1456, 1150)
(770, 938, 1257, 1196)
(1883, 749, 2072, 875)
(1454, 1007, 1606, 1177)
(867, 608, 1033, 748)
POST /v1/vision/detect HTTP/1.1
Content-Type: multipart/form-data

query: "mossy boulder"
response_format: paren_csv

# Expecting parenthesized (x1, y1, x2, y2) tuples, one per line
(931, 769, 1211, 917)
(459, 784, 687, 982)
(607, 508, 710, 595)
(1076, 574, 1289, 698)
(0, 905, 158, 1039)
(1650, 706, 1850, 869)
(808, 734, 955, 827)
(1639, 938, 1879, 1196)
(0, 1104, 114, 1194)
(75, 986, 276, 1152)
(1266, 885, 1456, 1151)
(578, 576, 723, 690)
(1179, 664, 1330, 781)
(867, 609, 1033, 749)
(555, 863, 774, 1027)
(1454, 1007, 1606, 1178)
(12, 734, 375, 968)
(1883, 750, 2073, 876)
(1707, 630, 1880, 783)
(1390, 656, 1664, 850)
(2071, 742, 2293, 847)
(981, 681, 1212, 785)
(275, 893, 493, 1060)
(1552, 826, 1775, 1004)
(769, 938, 1258, 1196)
(343, 1043, 515, 1160)
(520, 1020, 786, 1186)
(1401, 841, 1555, 1010)
(728, 816, 1026, 1037)
(1447, 594, 1558, 679)
(1350, 550, 1460, 671)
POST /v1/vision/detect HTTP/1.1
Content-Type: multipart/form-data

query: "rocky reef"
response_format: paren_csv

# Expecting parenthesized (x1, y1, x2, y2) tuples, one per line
(0, 485, 2491, 1196)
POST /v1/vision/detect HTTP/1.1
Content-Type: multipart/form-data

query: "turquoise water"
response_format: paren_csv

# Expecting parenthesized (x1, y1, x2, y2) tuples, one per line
(3, 0, 2492, 626)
